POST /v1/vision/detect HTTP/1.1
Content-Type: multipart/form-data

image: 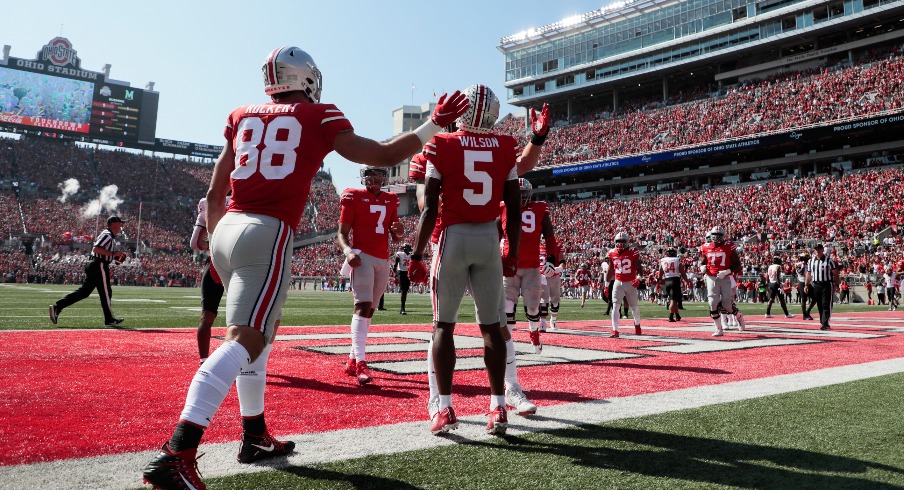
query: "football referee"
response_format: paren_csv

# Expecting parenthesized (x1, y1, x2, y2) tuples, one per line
(804, 243, 838, 331)
(49, 216, 126, 326)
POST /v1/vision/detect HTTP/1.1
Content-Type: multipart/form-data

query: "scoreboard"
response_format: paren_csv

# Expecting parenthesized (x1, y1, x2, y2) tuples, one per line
(0, 37, 158, 145)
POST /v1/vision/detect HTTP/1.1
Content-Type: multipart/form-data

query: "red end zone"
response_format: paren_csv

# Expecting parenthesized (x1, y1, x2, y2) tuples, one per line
(0, 312, 901, 466)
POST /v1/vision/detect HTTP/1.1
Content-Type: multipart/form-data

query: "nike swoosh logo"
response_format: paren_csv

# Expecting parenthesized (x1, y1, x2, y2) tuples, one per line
(252, 443, 275, 452)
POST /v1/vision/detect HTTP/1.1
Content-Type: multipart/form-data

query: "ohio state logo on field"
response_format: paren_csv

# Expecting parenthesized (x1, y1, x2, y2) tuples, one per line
(39, 37, 79, 67)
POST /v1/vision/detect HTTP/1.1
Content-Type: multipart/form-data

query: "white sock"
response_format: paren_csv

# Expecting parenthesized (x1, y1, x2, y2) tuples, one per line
(504, 338, 519, 388)
(439, 394, 452, 410)
(180, 340, 250, 427)
(427, 338, 438, 397)
(632, 306, 641, 325)
(350, 314, 369, 362)
(236, 344, 272, 417)
(713, 316, 723, 330)
(611, 309, 620, 331)
(490, 395, 505, 410)
(527, 320, 539, 332)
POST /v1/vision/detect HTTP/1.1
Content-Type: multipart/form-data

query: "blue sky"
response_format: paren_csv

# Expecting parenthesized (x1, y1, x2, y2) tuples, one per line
(5, 0, 607, 192)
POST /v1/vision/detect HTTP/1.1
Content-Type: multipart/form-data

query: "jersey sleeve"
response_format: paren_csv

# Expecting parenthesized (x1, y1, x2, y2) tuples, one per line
(409, 151, 427, 182)
(318, 104, 354, 148)
(338, 189, 357, 224)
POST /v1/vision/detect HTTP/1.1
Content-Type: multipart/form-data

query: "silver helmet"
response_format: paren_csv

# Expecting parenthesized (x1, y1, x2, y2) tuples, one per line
(614, 231, 630, 250)
(518, 178, 533, 207)
(456, 84, 499, 134)
(360, 166, 388, 189)
(709, 226, 725, 244)
(262, 47, 322, 102)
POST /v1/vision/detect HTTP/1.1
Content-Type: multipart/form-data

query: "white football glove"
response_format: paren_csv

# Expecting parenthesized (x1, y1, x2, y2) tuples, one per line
(716, 269, 732, 279)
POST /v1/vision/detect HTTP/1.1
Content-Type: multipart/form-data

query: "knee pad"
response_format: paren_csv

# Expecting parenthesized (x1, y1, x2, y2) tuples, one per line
(526, 311, 541, 322)
(709, 310, 720, 320)
(730, 304, 740, 315)
(539, 304, 549, 317)
(550, 303, 559, 313)
(506, 312, 515, 325)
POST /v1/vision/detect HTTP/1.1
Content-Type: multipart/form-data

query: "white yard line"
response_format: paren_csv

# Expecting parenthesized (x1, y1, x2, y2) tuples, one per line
(2, 357, 902, 490)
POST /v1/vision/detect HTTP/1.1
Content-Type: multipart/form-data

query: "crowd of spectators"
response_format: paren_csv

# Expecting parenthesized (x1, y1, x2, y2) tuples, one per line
(494, 51, 904, 168)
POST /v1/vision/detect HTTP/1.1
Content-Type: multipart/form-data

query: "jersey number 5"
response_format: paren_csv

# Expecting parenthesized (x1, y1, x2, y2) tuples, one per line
(232, 116, 301, 180)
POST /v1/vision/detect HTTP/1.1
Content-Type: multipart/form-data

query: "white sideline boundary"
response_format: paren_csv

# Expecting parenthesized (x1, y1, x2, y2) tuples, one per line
(3, 357, 903, 490)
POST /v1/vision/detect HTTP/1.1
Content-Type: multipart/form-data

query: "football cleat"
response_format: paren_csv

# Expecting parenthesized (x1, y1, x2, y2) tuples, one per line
(104, 318, 124, 327)
(142, 442, 206, 490)
(538, 319, 547, 332)
(344, 358, 356, 377)
(48, 305, 59, 325)
(785, 313, 796, 318)
(430, 407, 459, 435)
(549, 319, 557, 330)
(765, 314, 774, 318)
(505, 385, 537, 416)
(529, 330, 542, 354)
(634, 324, 642, 335)
(609, 331, 620, 338)
(237, 431, 295, 464)
(486, 406, 508, 436)
(356, 361, 373, 385)
(712, 328, 724, 337)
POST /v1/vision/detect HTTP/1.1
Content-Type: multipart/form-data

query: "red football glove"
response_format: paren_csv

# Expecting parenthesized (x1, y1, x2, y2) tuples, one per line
(408, 258, 428, 284)
(631, 278, 640, 288)
(530, 103, 550, 137)
(603, 286, 610, 298)
(502, 255, 518, 278)
(431, 91, 469, 128)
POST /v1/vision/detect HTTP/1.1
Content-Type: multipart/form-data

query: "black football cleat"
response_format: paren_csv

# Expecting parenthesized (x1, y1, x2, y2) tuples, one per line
(142, 442, 206, 490)
(237, 430, 296, 464)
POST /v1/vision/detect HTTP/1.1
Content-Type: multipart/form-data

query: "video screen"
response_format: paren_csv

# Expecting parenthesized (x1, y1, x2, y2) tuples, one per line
(0, 66, 94, 133)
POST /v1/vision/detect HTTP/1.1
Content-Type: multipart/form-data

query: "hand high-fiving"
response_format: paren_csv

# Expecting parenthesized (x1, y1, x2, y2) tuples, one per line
(431, 91, 469, 128)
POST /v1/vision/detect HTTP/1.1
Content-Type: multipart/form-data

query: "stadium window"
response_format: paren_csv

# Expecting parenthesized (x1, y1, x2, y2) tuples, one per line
(586, 70, 596, 81)
(732, 6, 747, 21)
(513, 86, 524, 97)
(813, 6, 828, 22)
(782, 16, 796, 31)
(535, 81, 546, 92)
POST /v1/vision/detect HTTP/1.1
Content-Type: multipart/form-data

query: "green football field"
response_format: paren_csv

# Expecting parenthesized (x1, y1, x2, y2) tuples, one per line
(1, 284, 901, 489)
(0, 283, 881, 331)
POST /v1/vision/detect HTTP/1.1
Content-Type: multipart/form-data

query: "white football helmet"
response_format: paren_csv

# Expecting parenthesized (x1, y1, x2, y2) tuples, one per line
(614, 231, 630, 250)
(361, 166, 388, 189)
(263, 47, 322, 102)
(709, 226, 725, 244)
(518, 178, 533, 207)
(456, 84, 499, 134)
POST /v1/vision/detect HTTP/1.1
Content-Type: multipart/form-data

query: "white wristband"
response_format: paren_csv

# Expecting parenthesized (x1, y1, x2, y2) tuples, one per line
(343, 246, 353, 256)
(413, 120, 442, 146)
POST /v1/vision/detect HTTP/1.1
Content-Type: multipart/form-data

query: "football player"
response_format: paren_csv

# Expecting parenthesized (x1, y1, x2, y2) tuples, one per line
(660, 248, 685, 322)
(393, 243, 413, 314)
(337, 166, 403, 385)
(575, 262, 592, 308)
(606, 232, 643, 337)
(189, 196, 228, 365)
(765, 256, 795, 318)
(496, 177, 559, 415)
(143, 46, 469, 490)
(699, 226, 745, 336)
(407, 84, 549, 437)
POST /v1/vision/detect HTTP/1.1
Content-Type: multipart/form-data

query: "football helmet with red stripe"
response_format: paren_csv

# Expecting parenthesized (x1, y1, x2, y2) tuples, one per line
(456, 84, 499, 134)
(518, 178, 533, 207)
(262, 46, 322, 103)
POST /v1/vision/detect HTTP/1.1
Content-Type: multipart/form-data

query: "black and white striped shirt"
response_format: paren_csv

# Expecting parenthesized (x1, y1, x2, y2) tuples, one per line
(91, 229, 117, 264)
(807, 255, 836, 283)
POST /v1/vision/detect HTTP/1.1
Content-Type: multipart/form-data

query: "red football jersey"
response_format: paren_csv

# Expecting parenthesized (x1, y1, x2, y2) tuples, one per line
(700, 240, 738, 276)
(426, 131, 518, 229)
(575, 268, 592, 286)
(409, 151, 427, 182)
(608, 247, 642, 282)
(500, 201, 548, 269)
(339, 188, 399, 259)
(225, 102, 353, 229)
